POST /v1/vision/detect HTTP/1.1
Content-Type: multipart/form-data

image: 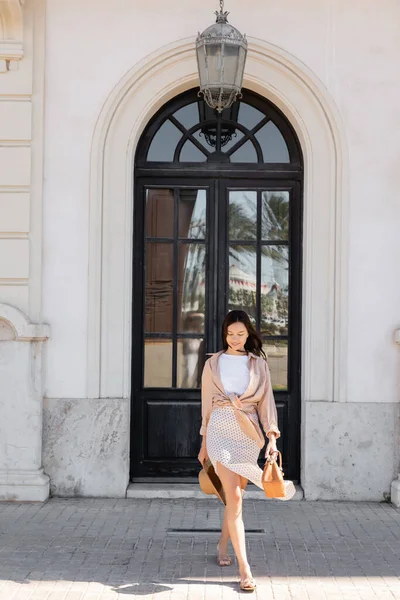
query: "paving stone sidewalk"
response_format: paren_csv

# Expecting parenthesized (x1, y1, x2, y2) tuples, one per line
(0, 497, 400, 599)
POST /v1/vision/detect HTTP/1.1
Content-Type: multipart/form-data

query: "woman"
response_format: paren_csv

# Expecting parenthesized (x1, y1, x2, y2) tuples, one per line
(198, 310, 280, 593)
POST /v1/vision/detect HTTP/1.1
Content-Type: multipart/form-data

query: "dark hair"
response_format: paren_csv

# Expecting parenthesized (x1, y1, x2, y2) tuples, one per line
(221, 310, 266, 359)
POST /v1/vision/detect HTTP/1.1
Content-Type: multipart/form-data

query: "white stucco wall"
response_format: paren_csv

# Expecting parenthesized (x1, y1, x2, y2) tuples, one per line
(42, 0, 400, 401)
(37, 0, 400, 498)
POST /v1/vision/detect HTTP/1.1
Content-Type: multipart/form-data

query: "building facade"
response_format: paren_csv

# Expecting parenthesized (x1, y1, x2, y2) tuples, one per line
(0, 0, 399, 502)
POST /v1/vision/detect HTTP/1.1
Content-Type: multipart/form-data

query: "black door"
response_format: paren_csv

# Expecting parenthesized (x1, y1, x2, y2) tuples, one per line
(131, 89, 303, 482)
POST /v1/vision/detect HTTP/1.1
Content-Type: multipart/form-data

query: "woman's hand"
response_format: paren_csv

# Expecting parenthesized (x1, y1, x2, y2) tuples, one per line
(198, 442, 209, 465)
(265, 434, 278, 460)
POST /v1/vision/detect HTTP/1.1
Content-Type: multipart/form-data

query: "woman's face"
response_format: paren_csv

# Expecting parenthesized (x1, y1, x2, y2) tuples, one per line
(226, 321, 249, 353)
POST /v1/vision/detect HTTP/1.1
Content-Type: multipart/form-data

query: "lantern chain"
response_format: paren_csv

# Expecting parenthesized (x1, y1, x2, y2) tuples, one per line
(219, 0, 224, 13)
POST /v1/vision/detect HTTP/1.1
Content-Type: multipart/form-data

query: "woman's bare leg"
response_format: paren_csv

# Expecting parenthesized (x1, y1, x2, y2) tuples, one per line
(216, 462, 253, 581)
(218, 508, 230, 552)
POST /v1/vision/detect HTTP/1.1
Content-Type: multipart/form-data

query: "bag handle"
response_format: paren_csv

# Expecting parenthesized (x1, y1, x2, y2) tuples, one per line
(265, 450, 282, 469)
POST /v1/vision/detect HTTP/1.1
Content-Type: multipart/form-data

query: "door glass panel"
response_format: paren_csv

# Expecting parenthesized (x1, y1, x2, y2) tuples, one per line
(229, 190, 257, 241)
(230, 140, 258, 163)
(178, 243, 206, 333)
(260, 246, 289, 335)
(228, 245, 257, 325)
(144, 339, 172, 387)
(177, 338, 205, 388)
(147, 120, 182, 162)
(238, 103, 264, 130)
(264, 340, 288, 391)
(262, 191, 289, 241)
(173, 102, 200, 129)
(180, 140, 207, 162)
(146, 189, 174, 238)
(255, 122, 290, 163)
(145, 243, 173, 333)
(179, 189, 207, 239)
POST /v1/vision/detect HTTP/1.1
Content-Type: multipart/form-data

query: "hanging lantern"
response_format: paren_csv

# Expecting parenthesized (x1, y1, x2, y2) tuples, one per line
(196, 0, 248, 113)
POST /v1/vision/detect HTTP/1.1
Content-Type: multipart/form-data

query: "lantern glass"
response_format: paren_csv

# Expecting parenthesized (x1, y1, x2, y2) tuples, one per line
(221, 43, 240, 87)
(235, 45, 247, 88)
(205, 43, 224, 86)
(196, 6, 248, 112)
(196, 43, 208, 87)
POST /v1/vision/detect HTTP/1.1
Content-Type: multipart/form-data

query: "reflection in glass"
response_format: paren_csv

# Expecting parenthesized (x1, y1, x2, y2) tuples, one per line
(147, 120, 182, 162)
(192, 129, 216, 153)
(144, 339, 172, 387)
(260, 246, 289, 335)
(179, 189, 206, 239)
(178, 244, 206, 333)
(146, 189, 174, 238)
(173, 103, 200, 129)
(262, 191, 289, 241)
(265, 340, 288, 391)
(180, 140, 207, 162)
(229, 191, 257, 241)
(255, 121, 290, 163)
(238, 103, 264, 130)
(230, 139, 258, 163)
(145, 243, 173, 333)
(177, 338, 205, 388)
(221, 129, 245, 153)
(193, 124, 243, 153)
(229, 245, 257, 325)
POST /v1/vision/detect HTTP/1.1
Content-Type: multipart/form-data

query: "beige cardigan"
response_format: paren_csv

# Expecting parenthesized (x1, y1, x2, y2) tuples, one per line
(200, 350, 281, 447)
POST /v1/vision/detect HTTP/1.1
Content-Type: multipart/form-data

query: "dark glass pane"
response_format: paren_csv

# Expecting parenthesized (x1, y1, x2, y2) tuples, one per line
(262, 191, 289, 241)
(177, 338, 205, 388)
(238, 103, 264, 130)
(178, 243, 206, 333)
(260, 246, 289, 336)
(230, 139, 258, 163)
(144, 339, 172, 387)
(180, 140, 207, 162)
(228, 245, 257, 325)
(179, 189, 206, 239)
(145, 243, 173, 333)
(255, 121, 290, 163)
(264, 340, 288, 391)
(229, 190, 257, 241)
(173, 102, 200, 129)
(146, 189, 174, 238)
(147, 120, 182, 162)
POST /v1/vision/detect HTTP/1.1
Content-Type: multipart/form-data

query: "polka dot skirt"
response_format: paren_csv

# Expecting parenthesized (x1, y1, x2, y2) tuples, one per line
(206, 406, 264, 489)
(206, 406, 297, 500)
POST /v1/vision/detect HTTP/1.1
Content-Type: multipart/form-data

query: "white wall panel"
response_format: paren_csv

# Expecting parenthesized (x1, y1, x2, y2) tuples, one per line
(0, 193, 30, 232)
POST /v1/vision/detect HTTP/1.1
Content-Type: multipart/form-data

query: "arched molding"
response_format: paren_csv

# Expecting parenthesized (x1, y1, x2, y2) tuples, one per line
(87, 36, 349, 414)
(0, 303, 50, 341)
(0, 0, 24, 71)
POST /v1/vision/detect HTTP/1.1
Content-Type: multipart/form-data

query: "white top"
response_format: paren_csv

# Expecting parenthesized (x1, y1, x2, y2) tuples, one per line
(219, 353, 250, 396)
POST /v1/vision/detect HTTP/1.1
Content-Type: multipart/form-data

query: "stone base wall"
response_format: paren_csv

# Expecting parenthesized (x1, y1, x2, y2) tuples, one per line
(43, 398, 129, 497)
(43, 397, 400, 501)
(303, 401, 400, 501)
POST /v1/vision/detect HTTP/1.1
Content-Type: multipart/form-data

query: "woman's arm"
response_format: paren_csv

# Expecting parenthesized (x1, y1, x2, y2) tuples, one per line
(199, 359, 212, 437)
(198, 361, 212, 463)
(256, 359, 281, 440)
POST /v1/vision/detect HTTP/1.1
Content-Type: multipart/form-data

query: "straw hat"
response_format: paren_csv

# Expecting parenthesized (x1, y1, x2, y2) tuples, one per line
(198, 460, 248, 504)
(198, 459, 226, 504)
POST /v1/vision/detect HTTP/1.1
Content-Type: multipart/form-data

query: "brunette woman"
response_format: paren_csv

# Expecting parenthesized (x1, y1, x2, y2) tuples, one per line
(198, 310, 280, 592)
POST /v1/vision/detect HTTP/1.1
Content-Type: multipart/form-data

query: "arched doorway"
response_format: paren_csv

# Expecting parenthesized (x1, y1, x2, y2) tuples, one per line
(131, 88, 303, 482)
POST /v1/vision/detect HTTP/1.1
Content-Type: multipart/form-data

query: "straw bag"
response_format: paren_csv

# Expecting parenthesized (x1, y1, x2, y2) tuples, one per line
(262, 451, 286, 498)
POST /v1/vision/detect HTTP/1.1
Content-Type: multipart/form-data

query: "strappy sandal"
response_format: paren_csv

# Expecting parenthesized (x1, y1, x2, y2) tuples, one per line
(239, 575, 257, 592)
(216, 543, 232, 567)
